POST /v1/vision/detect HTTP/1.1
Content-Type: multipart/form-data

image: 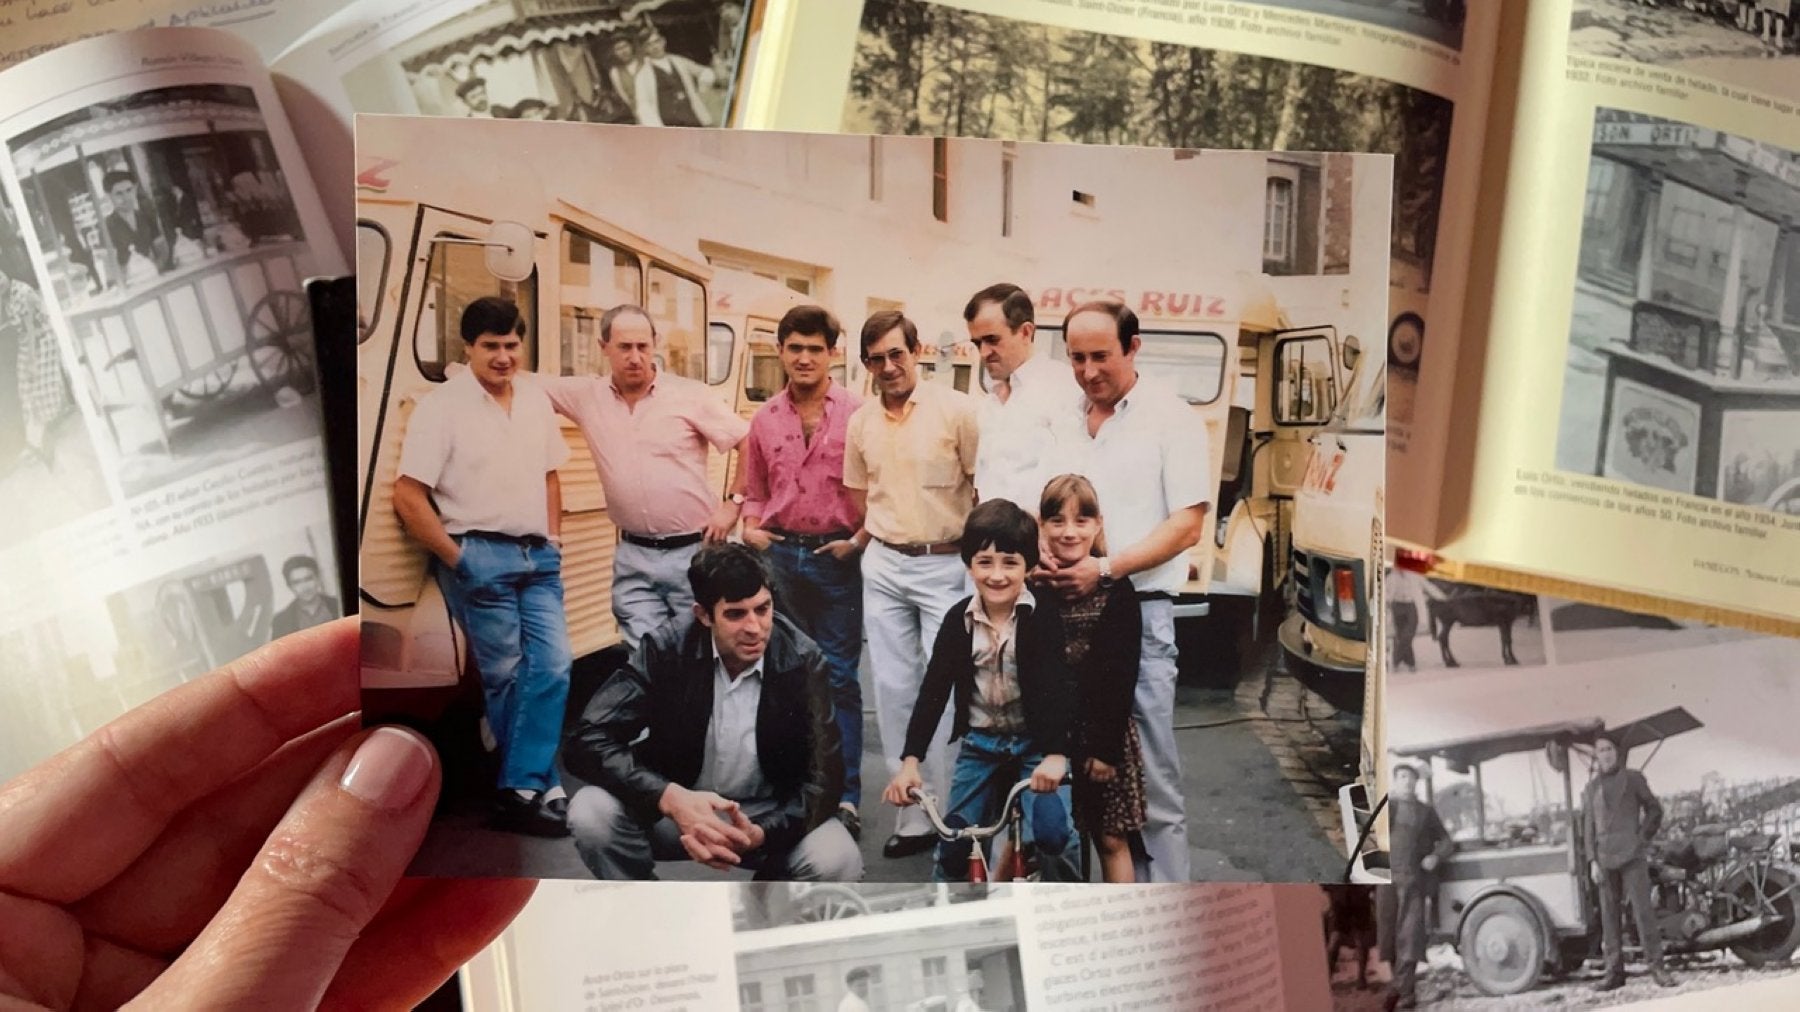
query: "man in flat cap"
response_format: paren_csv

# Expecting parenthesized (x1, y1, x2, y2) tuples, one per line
(1584, 731, 1675, 991)
(1389, 760, 1452, 1009)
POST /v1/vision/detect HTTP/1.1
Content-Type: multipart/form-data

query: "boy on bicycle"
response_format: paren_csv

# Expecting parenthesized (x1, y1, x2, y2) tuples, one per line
(881, 499, 1083, 881)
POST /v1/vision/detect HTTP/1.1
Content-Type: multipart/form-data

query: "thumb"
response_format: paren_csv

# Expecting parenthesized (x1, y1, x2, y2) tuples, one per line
(136, 726, 439, 1009)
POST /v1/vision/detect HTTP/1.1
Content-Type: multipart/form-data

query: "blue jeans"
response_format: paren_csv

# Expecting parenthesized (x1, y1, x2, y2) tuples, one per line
(436, 534, 572, 793)
(933, 728, 1080, 882)
(765, 539, 863, 807)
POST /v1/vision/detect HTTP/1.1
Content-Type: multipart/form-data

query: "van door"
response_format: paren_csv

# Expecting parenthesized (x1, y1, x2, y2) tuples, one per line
(360, 206, 541, 686)
(1263, 326, 1341, 499)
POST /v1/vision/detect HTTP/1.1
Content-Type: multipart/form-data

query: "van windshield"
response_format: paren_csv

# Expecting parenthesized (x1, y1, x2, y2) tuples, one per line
(1046, 326, 1227, 404)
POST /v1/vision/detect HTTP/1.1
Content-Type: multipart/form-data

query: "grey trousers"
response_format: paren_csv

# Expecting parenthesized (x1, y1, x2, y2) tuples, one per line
(1599, 856, 1664, 975)
(1131, 599, 1190, 882)
(568, 784, 864, 882)
(611, 539, 701, 656)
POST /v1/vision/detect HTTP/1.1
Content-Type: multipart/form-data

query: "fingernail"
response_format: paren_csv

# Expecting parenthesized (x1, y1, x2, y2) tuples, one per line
(340, 727, 434, 809)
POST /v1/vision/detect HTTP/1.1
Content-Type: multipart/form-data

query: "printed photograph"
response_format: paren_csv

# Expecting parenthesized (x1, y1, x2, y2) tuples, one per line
(358, 117, 1392, 884)
(1545, 596, 1759, 665)
(340, 0, 748, 127)
(1253, 0, 1466, 49)
(0, 523, 339, 780)
(1385, 568, 1545, 673)
(0, 196, 108, 549)
(1555, 108, 1800, 510)
(1570, 0, 1800, 102)
(732, 886, 1023, 1012)
(5, 84, 324, 498)
(843, 0, 1452, 427)
(1385, 620, 1800, 1008)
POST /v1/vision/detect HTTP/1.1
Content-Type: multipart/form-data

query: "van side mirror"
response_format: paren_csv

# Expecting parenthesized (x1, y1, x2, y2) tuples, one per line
(483, 221, 535, 282)
(1341, 334, 1361, 372)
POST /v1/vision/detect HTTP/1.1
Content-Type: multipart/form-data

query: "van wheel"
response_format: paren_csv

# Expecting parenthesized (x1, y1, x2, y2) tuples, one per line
(1459, 895, 1546, 996)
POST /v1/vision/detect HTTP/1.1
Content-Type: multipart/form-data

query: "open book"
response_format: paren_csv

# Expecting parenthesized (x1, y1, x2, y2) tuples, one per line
(732, 0, 1800, 635)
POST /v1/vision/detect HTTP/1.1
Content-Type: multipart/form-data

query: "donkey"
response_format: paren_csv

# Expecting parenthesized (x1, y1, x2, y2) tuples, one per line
(1425, 587, 1536, 667)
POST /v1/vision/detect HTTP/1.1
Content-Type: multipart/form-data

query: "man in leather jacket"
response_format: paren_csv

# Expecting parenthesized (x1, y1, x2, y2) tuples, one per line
(564, 544, 862, 881)
(1584, 731, 1675, 991)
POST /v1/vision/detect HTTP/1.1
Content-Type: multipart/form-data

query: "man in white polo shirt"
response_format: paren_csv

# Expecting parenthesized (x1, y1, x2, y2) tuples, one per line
(393, 296, 574, 838)
(965, 283, 1081, 513)
(1038, 300, 1211, 882)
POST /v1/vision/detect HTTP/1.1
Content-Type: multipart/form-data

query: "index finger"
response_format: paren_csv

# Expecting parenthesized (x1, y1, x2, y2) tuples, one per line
(0, 618, 361, 903)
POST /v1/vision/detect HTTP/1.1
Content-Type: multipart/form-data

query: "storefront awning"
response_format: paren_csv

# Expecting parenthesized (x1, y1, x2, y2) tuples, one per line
(13, 101, 268, 174)
(1594, 118, 1800, 224)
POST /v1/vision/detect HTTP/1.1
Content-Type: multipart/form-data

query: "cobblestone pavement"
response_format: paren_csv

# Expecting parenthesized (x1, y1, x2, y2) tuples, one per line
(1238, 637, 1365, 855)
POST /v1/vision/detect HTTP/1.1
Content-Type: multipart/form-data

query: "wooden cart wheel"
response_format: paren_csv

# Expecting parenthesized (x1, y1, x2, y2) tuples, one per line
(246, 290, 316, 396)
(789, 884, 872, 923)
(1458, 894, 1546, 996)
(174, 362, 239, 402)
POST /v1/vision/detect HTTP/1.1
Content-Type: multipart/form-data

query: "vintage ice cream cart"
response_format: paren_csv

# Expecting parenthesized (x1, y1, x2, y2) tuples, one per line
(1587, 114, 1800, 507)
(10, 88, 317, 455)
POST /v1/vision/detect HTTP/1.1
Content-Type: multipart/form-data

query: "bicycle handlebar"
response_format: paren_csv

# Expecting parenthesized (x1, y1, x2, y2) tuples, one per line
(906, 774, 1073, 842)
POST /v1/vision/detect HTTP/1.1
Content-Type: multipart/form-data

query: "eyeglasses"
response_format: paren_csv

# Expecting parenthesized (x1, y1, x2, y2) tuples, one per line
(862, 348, 912, 367)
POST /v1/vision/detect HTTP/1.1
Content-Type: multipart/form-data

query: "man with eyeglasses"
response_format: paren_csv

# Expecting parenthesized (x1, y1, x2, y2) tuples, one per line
(964, 283, 1081, 513)
(842, 310, 980, 859)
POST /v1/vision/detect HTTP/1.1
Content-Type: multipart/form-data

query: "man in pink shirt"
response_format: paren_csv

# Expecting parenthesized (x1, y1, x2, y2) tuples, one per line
(739, 304, 867, 838)
(543, 304, 748, 654)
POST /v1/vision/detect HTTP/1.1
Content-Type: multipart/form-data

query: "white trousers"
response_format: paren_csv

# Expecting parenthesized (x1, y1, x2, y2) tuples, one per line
(861, 541, 967, 838)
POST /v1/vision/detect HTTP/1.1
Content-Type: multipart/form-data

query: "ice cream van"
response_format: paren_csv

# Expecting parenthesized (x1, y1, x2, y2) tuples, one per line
(354, 166, 746, 692)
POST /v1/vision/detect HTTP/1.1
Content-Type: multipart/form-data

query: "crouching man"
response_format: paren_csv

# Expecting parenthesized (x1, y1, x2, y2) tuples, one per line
(564, 543, 863, 881)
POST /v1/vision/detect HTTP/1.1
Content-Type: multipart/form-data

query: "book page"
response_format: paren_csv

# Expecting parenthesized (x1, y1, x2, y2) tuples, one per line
(0, 28, 345, 779)
(0, 0, 345, 71)
(747, 0, 1501, 553)
(473, 881, 1326, 1011)
(1446, 0, 1800, 627)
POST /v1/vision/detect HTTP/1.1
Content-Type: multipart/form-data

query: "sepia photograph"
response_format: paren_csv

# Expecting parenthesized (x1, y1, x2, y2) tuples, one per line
(0, 196, 108, 549)
(6, 84, 324, 498)
(359, 117, 1391, 885)
(1385, 618, 1800, 1008)
(1385, 568, 1546, 673)
(732, 886, 1024, 1012)
(340, 0, 748, 127)
(843, 0, 1452, 427)
(1253, 0, 1466, 49)
(1556, 108, 1800, 510)
(1570, 0, 1800, 102)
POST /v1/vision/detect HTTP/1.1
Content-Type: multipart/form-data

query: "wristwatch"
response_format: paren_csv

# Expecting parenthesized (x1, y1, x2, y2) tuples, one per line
(1098, 556, 1114, 589)
(726, 492, 746, 506)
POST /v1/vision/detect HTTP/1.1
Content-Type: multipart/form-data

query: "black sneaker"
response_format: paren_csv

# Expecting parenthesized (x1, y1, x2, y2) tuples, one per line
(490, 791, 569, 838)
(836, 803, 862, 842)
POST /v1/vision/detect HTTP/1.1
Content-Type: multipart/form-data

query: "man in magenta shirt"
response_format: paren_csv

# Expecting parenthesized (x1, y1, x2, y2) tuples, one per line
(543, 304, 748, 655)
(739, 305, 868, 838)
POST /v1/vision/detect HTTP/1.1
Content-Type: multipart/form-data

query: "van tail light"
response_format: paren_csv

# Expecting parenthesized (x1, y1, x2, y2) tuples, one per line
(1333, 567, 1358, 625)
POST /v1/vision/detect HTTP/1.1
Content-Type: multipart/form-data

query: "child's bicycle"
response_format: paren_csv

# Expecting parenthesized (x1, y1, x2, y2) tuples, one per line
(906, 775, 1082, 882)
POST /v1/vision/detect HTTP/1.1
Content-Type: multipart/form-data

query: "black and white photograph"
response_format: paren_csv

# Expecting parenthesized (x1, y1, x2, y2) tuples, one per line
(732, 885, 1024, 1012)
(106, 524, 340, 685)
(359, 116, 1392, 885)
(1385, 568, 1547, 673)
(6, 84, 324, 497)
(1570, 0, 1800, 102)
(844, 0, 1453, 426)
(1556, 108, 1800, 510)
(0, 196, 108, 548)
(1249, 0, 1467, 49)
(339, 0, 747, 127)
(1545, 596, 1761, 665)
(1385, 616, 1800, 1008)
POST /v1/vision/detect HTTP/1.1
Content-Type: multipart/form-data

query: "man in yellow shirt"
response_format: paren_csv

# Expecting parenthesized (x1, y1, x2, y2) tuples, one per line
(844, 310, 980, 858)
